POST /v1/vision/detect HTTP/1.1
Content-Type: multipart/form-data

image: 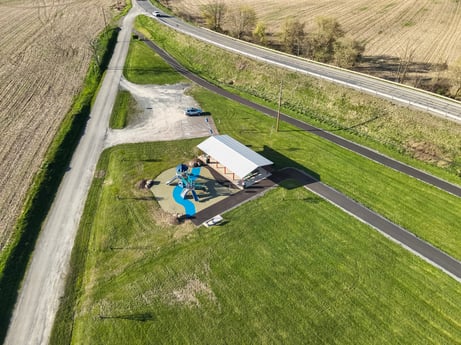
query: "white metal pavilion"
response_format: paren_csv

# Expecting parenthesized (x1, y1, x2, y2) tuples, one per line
(197, 135, 273, 188)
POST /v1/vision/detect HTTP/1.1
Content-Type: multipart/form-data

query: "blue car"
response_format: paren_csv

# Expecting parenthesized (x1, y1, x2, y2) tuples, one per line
(184, 107, 202, 116)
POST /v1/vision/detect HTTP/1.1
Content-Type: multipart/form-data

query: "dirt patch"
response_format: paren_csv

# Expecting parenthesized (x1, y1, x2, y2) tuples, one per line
(405, 140, 452, 167)
(170, 276, 216, 307)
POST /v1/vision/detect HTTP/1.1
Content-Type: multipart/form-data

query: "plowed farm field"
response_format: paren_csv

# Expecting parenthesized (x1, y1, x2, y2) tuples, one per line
(0, 0, 119, 251)
(174, 0, 461, 68)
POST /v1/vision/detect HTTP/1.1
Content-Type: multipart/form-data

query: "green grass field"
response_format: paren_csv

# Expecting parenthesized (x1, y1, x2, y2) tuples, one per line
(109, 90, 137, 129)
(60, 90, 461, 344)
(189, 87, 461, 261)
(51, 19, 461, 345)
(67, 143, 461, 344)
(124, 38, 186, 85)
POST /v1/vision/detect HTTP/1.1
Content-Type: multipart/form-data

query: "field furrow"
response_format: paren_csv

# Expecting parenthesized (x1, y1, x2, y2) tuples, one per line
(0, 0, 119, 250)
(174, 0, 461, 67)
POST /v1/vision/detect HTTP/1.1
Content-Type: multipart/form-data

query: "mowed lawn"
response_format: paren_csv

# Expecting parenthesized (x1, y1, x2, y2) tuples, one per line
(190, 87, 461, 261)
(71, 143, 461, 344)
(63, 36, 461, 344)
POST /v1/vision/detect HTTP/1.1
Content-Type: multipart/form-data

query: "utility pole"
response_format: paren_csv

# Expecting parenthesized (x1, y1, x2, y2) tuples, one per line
(276, 80, 283, 132)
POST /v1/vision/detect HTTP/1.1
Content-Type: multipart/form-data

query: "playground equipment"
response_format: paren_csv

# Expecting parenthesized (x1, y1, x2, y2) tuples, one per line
(166, 163, 206, 217)
(166, 164, 206, 202)
(165, 164, 188, 186)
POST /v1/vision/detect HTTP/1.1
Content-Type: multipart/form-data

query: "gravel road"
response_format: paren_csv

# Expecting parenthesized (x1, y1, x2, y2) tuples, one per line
(4, 4, 213, 345)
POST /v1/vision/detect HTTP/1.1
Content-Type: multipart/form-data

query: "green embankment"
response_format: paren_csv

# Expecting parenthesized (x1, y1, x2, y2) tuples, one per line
(135, 15, 461, 183)
(131, 18, 461, 260)
(110, 90, 135, 129)
(124, 38, 186, 85)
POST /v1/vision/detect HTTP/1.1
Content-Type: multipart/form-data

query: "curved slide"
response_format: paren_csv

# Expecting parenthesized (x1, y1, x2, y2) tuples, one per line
(172, 166, 201, 217)
(173, 185, 195, 217)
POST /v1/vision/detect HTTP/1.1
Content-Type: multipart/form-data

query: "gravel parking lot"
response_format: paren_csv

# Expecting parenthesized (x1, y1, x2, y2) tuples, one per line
(104, 78, 217, 148)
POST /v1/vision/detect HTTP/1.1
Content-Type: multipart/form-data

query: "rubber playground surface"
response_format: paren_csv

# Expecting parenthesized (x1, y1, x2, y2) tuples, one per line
(151, 165, 241, 218)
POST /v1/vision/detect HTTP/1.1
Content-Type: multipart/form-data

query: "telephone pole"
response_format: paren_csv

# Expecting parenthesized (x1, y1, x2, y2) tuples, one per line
(276, 80, 283, 132)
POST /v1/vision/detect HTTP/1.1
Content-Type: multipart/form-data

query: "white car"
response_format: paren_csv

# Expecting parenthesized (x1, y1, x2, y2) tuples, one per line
(152, 11, 160, 17)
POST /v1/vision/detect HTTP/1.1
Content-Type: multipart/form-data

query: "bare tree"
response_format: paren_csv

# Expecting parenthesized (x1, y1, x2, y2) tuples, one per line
(228, 5, 257, 39)
(396, 42, 416, 83)
(450, 57, 461, 99)
(310, 16, 344, 62)
(334, 37, 365, 68)
(159, 0, 171, 8)
(281, 18, 305, 55)
(200, 1, 227, 32)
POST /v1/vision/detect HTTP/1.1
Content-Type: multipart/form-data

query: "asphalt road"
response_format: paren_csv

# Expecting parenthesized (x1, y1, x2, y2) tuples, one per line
(3, 4, 142, 345)
(142, 35, 461, 199)
(140, 3, 461, 123)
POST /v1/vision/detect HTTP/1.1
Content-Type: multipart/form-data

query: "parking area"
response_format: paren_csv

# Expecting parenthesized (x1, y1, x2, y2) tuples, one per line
(104, 78, 217, 148)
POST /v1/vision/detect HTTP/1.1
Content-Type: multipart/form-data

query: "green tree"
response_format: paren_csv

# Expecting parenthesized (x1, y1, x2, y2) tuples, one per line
(253, 21, 267, 45)
(281, 18, 305, 55)
(228, 5, 257, 39)
(200, 1, 227, 32)
(310, 16, 344, 62)
(334, 37, 365, 67)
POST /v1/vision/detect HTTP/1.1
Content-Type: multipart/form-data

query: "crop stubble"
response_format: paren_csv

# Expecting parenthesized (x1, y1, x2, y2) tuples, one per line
(0, 0, 118, 250)
(173, 0, 461, 67)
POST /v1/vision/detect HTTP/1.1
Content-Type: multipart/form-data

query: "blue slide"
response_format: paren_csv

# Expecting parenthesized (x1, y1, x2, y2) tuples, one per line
(189, 167, 201, 181)
(172, 166, 201, 217)
(173, 185, 195, 217)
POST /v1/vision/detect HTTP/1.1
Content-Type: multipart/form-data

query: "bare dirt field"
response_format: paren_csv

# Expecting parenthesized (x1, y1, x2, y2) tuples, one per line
(0, 0, 121, 251)
(171, 0, 461, 88)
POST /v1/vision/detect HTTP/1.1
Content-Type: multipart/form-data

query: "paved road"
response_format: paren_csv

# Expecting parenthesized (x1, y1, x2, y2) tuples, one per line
(140, 3, 461, 123)
(3, 4, 142, 345)
(142, 36, 461, 199)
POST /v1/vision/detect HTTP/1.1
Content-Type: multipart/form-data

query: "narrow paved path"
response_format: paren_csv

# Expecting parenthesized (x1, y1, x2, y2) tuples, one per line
(137, 34, 461, 282)
(4, 4, 142, 345)
(286, 169, 461, 283)
(142, 36, 461, 199)
(192, 168, 461, 282)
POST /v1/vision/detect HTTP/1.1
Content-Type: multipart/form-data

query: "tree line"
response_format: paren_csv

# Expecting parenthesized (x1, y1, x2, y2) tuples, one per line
(199, 1, 364, 68)
(155, 0, 461, 99)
